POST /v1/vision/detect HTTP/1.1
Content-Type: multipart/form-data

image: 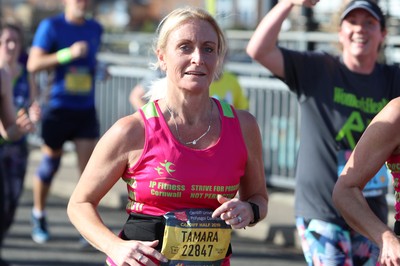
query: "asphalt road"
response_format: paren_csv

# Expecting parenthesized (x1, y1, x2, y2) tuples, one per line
(2, 189, 306, 266)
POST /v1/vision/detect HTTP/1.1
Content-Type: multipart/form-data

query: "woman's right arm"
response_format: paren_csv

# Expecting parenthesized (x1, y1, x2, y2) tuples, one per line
(67, 112, 167, 265)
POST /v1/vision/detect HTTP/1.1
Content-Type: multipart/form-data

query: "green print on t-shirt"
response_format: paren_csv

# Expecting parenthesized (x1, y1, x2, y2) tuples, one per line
(335, 111, 365, 149)
(334, 87, 388, 149)
(333, 87, 388, 114)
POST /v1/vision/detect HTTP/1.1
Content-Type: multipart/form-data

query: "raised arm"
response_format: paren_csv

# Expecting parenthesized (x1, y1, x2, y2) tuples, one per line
(246, 0, 318, 78)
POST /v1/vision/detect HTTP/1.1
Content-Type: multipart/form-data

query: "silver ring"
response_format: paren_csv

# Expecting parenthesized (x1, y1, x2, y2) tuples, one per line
(237, 215, 242, 223)
(138, 254, 143, 261)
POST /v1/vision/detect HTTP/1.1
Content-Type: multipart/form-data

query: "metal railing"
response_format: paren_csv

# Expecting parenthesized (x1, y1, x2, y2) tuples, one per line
(240, 76, 299, 189)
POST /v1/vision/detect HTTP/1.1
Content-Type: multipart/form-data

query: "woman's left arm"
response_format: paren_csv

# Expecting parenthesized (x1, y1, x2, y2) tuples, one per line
(212, 110, 268, 228)
(237, 110, 268, 223)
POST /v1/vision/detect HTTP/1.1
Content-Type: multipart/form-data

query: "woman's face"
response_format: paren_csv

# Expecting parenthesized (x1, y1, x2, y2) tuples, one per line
(159, 19, 219, 94)
(0, 28, 21, 64)
(339, 9, 386, 59)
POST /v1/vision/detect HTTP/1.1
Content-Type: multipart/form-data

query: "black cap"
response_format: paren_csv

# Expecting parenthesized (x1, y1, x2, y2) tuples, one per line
(340, 0, 385, 29)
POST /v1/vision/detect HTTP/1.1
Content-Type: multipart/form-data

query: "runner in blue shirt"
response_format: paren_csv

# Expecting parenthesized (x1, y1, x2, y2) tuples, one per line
(27, 0, 103, 245)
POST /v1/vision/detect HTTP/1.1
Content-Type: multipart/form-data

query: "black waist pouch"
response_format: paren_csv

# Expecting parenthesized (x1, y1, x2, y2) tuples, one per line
(120, 212, 232, 256)
(394, 220, 400, 235)
(120, 213, 166, 251)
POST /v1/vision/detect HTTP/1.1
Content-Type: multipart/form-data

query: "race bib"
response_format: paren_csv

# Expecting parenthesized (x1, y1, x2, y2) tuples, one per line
(65, 66, 92, 94)
(337, 150, 389, 197)
(161, 209, 231, 266)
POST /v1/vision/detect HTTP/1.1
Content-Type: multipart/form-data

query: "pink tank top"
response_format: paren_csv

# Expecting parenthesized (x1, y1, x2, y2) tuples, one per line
(386, 154, 400, 221)
(122, 98, 247, 216)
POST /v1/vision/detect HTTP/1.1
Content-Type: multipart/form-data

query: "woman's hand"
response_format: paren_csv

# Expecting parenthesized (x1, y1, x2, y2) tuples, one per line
(212, 195, 254, 229)
(288, 0, 319, 8)
(107, 239, 168, 266)
(28, 101, 41, 123)
(9, 108, 36, 139)
(378, 231, 400, 266)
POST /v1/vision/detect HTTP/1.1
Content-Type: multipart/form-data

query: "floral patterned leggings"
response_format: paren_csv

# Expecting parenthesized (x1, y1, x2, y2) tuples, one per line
(296, 217, 379, 266)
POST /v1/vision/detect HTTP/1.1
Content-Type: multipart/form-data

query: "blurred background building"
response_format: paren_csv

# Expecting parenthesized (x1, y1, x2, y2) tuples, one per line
(0, 0, 398, 64)
(0, 0, 399, 40)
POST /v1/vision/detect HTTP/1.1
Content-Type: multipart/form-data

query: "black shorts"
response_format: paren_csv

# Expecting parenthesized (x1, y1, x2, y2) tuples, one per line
(41, 107, 99, 150)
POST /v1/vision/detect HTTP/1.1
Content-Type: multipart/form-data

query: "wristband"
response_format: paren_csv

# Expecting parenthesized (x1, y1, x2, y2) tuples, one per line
(249, 202, 260, 225)
(56, 48, 72, 64)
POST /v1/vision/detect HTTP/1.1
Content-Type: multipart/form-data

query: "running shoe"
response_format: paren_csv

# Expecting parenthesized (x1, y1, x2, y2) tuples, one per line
(31, 213, 50, 244)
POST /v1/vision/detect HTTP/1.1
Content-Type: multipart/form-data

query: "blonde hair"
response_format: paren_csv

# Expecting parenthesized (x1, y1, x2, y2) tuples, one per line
(152, 6, 227, 78)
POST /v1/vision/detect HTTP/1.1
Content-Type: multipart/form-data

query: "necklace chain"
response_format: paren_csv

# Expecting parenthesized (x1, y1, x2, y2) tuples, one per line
(165, 99, 213, 145)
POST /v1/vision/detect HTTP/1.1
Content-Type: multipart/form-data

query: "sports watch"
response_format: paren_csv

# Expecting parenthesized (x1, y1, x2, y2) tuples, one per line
(248, 202, 260, 225)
